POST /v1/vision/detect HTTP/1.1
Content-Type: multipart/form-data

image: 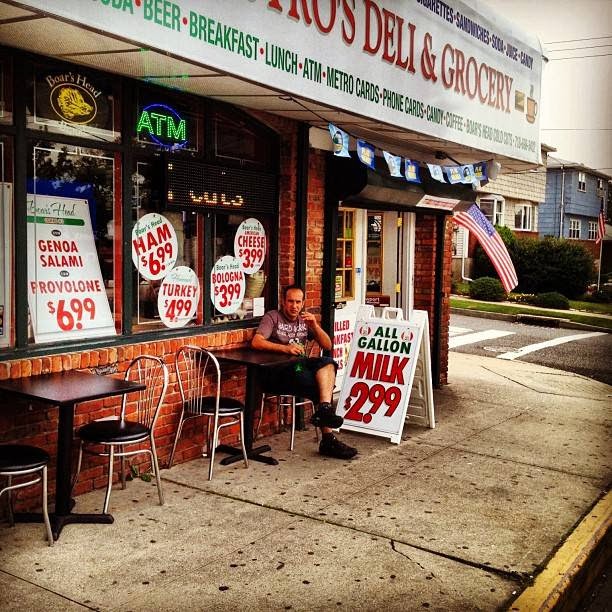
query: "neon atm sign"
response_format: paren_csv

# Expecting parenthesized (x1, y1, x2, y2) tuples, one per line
(136, 103, 188, 149)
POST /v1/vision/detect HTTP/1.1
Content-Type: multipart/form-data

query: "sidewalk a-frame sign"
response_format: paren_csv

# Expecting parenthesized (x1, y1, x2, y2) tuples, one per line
(337, 306, 434, 444)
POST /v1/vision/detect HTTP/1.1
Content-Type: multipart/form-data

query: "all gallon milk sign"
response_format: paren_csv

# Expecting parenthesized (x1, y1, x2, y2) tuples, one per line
(337, 307, 425, 443)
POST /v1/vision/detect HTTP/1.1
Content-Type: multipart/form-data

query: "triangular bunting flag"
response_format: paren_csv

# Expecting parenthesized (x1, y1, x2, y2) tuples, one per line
(383, 151, 403, 177)
(328, 123, 350, 157)
(404, 159, 421, 183)
(357, 140, 376, 169)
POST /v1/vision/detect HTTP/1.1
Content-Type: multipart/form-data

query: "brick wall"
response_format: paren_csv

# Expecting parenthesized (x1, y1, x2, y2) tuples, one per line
(413, 214, 451, 386)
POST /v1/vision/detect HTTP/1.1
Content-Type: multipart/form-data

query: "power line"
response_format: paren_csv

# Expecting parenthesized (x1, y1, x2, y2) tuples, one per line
(547, 43, 612, 51)
(545, 35, 612, 44)
(549, 52, 612, 60)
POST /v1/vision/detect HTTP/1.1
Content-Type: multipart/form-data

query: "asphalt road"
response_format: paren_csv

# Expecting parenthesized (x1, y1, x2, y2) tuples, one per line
(450, 313, 612, 386)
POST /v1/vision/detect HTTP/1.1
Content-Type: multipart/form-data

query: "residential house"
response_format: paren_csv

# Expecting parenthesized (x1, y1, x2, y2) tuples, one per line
(540, 157, 611, 259)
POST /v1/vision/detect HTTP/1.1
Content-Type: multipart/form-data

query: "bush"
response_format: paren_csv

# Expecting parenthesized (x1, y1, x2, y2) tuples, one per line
(475, 235, 596, 299)
(530, 292, 570, 309)
(469, 277, 506, 301)
(515, 237, 595, 298)
(451, 280, 471, 296)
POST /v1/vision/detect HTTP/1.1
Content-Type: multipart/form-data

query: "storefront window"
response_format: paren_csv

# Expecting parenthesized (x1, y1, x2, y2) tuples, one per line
(335, 210, 355, 300)
(136, 88, 200, 153)
(212, 213, 272, 324)
(27, 143, 118, 344)
(27, 62, 120, 143)
(0, 137, 13, 348)
(0, 55, 13, 126)
(131, 158, 203, 331)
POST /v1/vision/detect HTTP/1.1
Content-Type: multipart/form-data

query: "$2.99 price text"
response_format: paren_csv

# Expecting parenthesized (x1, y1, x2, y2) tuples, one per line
(47, 298, 96, 331)
(343, 382, 402, 424)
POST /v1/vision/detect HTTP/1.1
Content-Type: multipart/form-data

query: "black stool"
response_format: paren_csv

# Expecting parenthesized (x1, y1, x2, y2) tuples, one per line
(0, 444, 53, 545)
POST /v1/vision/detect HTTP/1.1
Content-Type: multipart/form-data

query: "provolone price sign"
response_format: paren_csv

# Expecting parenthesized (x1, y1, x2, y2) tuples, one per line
(338, 319, 421, 439)
(158, 266, 200, 328)
(234, 218, 266, 274)
(131, 213, 178, 281)
(26, 195, 116, 343)
(211, 255, 245, 315)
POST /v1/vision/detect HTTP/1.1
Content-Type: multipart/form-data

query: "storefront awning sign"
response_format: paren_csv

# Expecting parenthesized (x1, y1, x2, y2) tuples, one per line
(22, 0, 543, 164)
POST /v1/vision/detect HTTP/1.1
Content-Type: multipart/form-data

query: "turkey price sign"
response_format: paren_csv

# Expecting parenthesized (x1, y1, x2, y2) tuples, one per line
(234, 218, 266, 274)
(131, 213, 178, 281)
(26, 194, 116, 343)
(211, 255, 245, 315)
(157, 266, 200, 328)
(337, 307, 425, 444)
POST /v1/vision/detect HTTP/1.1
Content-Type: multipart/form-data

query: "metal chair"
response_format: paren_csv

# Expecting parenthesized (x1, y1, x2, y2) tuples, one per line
(255, 342, 321, 450)
(170, 346, 248, 479)
(73, 355, 168, 514)
(0, 444, 53, 545)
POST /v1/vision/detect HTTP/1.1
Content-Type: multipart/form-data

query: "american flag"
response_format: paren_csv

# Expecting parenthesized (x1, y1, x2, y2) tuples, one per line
(595, 210, 606, 245)
(453, 204, 518, 292)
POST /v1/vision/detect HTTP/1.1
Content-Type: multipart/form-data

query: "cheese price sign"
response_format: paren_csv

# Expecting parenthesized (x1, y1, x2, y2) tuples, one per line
(337, 308, 424, 444)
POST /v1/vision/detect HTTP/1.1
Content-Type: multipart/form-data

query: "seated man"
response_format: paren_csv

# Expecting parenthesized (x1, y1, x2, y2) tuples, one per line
(251, 284, 357, 460)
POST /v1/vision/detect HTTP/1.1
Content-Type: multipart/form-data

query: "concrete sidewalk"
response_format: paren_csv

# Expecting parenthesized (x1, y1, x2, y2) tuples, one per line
(1, 353, 611, 611)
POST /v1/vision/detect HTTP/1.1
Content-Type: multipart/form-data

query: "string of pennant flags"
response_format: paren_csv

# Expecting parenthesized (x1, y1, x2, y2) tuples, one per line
(328, 122, 490, 187)
(328, 122, 519, 293)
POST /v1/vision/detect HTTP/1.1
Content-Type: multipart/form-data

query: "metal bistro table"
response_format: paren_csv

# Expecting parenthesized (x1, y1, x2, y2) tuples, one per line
(213, 348, 299, 467)
(0, 370, 145, 540)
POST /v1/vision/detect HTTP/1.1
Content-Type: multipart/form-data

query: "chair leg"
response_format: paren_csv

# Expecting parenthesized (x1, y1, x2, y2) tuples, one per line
(103, 446, 115, 514)
(6, 476, 13, 527)
(208, 416, 220, 481)
(120, 455, 126, 490)
(72, 440, 84, 493)
(290, 397, 296, 451)
(204, 418, 212, 458)
(41, 466, 53, 546)
(254, 394, 266, 441)
(239, 413, 249, 469)
(168, 410, 186, 469)
(150, 436, 164, 506)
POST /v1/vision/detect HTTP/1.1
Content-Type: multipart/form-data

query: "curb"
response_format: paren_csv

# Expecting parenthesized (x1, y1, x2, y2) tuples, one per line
(450, 307, 611, 334)
(508, 490, 612, 611)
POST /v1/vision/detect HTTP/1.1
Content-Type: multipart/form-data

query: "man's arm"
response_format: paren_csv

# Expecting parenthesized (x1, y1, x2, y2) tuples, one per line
(251, 332, 300, 354)
(301, 312, 332, 351)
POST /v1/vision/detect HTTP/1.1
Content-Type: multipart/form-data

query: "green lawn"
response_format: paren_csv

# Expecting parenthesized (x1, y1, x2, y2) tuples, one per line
(450, 297, 612, 330)
(568, 300, 612, 315)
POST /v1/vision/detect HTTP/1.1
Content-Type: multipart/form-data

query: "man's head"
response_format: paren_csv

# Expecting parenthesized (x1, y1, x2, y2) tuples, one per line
(281, 284, 305, 321)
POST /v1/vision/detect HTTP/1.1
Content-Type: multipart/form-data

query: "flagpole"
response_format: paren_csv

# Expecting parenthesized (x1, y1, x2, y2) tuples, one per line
(597, 238, 603, 290)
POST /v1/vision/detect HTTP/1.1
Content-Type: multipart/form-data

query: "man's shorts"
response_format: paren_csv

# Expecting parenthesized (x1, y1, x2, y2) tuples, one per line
(259, 356, 337, 403)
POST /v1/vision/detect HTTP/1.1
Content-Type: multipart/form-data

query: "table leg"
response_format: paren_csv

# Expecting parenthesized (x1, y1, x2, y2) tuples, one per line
(217, 363, 278, 466)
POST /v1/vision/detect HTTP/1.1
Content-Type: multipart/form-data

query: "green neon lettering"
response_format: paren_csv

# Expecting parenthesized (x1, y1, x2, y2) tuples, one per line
(167, 118, 186, 141)
(136, 110, 154, 134)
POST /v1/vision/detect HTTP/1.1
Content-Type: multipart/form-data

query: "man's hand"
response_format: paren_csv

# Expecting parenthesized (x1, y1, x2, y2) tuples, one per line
(286, 343, 306, 355)
(301, 310, 318, 329)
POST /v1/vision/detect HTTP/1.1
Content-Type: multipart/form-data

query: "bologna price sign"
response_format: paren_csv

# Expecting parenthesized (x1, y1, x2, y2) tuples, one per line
(211, 255, 245, 315)
(26, 194, 116, 343)
(337, 307, 425, 444)
(131, 212, 178, 281)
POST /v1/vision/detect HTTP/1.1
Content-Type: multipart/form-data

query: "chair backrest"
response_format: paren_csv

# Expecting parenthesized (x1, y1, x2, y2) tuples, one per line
(120, 355, 169, 429)
(175, 346, 221, 414)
